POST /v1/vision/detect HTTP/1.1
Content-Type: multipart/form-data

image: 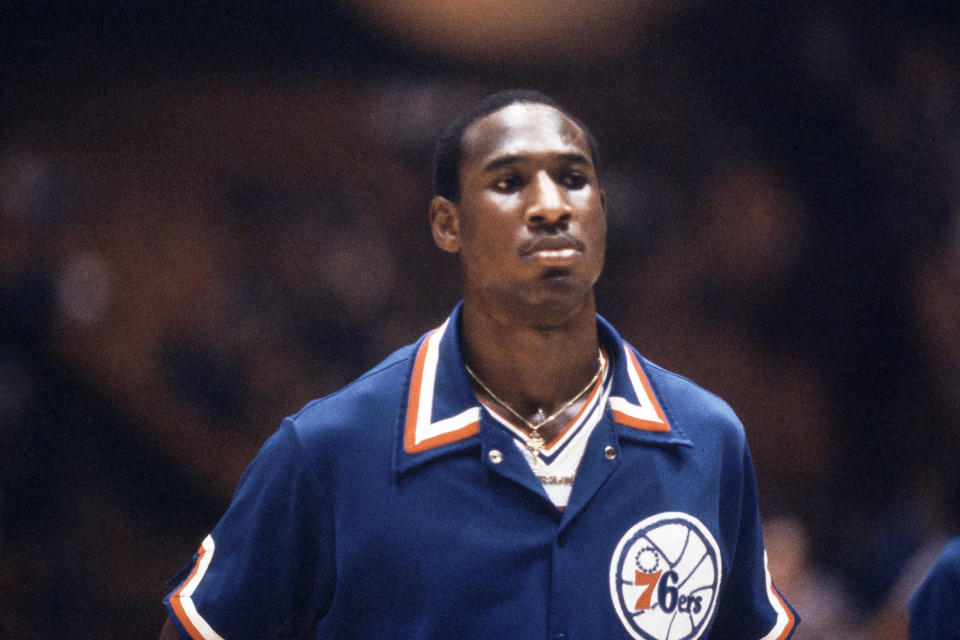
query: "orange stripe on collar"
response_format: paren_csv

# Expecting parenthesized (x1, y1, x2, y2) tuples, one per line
(403, 325, 480, 453)
(610, 345, 671, 432)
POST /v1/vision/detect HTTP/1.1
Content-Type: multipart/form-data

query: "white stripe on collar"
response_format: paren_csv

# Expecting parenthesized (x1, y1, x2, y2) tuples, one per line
(403, 320, 480, 453)
(609, 344, 671, 432)
(403, 325, 672, 455)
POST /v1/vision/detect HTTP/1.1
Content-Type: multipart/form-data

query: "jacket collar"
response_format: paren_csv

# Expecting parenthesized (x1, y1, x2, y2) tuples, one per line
(393, 304, 691, 476)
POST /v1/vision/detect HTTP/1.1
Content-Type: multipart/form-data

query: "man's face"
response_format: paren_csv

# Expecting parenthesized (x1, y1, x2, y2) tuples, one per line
(434, 102, 606, 328)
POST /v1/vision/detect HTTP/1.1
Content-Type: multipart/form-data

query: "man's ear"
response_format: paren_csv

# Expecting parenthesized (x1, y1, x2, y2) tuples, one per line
(429, 196, 462, 253)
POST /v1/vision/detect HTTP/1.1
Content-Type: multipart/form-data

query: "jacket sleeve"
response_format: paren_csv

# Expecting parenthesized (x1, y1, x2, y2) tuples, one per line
(708, 443, 799, 640)
(163, 418, 336, 640)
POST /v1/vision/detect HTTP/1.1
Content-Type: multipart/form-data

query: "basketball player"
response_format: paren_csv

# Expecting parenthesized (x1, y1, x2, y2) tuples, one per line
(159, 89, 798, 639)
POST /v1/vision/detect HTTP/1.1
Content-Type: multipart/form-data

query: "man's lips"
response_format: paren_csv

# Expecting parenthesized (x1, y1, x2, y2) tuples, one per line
(521, 236, 585, 266)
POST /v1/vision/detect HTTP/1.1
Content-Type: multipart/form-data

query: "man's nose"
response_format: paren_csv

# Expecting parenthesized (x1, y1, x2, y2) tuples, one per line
(524, 172, 572, 226)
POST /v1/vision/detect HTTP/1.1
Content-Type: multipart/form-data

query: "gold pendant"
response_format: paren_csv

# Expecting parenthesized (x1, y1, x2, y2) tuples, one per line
(526, 433, 544, 452)
(526, 434, 544, 469)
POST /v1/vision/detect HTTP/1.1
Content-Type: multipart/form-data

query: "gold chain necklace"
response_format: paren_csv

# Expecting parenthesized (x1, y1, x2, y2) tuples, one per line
(464, 349, 605, 464)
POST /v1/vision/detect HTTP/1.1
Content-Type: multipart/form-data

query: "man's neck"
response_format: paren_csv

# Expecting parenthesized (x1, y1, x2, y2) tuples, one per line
(459, 297, 601, 435)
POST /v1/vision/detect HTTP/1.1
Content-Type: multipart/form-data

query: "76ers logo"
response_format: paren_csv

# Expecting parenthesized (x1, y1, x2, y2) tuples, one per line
(609, 512, 722, 640)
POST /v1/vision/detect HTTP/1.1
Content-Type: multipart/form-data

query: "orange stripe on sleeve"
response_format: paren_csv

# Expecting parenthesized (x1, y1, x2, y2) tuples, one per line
(772, 585, 797, 640)
(169, 545, 208, 640)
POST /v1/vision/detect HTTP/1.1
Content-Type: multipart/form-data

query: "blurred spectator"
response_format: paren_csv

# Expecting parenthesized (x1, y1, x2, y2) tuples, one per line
(764, 514, 862, 640)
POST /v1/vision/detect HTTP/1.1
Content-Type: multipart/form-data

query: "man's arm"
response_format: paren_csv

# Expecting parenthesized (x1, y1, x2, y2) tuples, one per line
(709, 445, 799, 638)
(159, 618, 181, 640)
(159, 419, 336, 639)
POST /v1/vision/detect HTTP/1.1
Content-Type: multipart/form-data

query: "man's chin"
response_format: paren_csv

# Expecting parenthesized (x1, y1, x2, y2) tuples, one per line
(510, 289, 595, 331)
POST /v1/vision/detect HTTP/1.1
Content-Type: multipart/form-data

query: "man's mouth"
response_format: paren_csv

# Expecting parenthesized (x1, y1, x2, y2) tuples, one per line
(522, 236, 584, 266)
(530, 247, 579, 266)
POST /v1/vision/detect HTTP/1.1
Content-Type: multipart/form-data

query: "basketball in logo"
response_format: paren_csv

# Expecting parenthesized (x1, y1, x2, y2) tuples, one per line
(609, 512, 722, 640)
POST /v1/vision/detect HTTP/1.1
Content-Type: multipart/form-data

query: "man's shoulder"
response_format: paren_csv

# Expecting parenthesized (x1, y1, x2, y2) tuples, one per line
(599, 316, 741, 435)
(642, 355, 736, 411)
(286, 341, 420, 438)
(626, 345, 746, 442)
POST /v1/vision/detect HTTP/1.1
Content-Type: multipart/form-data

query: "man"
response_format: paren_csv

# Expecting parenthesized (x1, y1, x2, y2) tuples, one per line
(160, 89, 798, 639)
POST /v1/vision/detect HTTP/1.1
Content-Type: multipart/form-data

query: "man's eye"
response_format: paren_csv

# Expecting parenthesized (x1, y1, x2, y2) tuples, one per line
(493, 176, 522, 192)
(561, 173, 587, 189)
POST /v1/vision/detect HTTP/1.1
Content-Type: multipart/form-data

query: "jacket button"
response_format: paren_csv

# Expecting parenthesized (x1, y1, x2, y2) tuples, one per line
(488, 449, 503, 464)
(604, 445, 616, 460)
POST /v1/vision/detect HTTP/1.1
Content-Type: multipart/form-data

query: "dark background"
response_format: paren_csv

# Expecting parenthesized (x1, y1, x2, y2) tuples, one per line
(2, 1, 960, 637)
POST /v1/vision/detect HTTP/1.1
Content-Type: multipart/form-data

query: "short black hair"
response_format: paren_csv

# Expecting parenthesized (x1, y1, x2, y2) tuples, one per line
(432, 89, 600, 202)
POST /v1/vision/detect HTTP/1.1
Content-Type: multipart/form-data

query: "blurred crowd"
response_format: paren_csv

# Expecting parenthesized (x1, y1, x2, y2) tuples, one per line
(2, 1, 960, 638)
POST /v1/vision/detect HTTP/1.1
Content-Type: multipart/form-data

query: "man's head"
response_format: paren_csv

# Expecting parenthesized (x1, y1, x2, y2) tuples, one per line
(433, 89, 600, 203)
(429, 90, 606, 328)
